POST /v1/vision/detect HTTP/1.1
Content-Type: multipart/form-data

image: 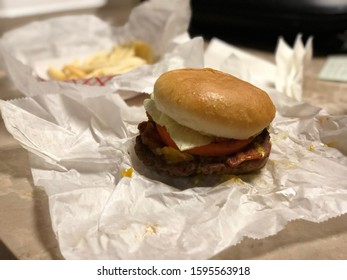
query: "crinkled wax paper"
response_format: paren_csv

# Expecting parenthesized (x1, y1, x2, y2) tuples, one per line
(275, 35, 313, 101)
(205, 36, 312, 102)
(1, 79, 347, 259)
(204, 38, 276, 88)
(0, 0, 201, 99)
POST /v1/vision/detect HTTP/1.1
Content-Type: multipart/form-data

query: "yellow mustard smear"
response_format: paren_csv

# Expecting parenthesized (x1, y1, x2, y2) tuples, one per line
(155, 146, 194, 164)
(308, 143, 315, 152)
(192, 174, 205, 185)
(121, 167, 134, 177)
(223, 174, 245, 184)
(255, 143, 265, 157)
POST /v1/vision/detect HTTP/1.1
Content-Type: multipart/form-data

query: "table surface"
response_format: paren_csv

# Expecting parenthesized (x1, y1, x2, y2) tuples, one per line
(1, 3, 347, 260)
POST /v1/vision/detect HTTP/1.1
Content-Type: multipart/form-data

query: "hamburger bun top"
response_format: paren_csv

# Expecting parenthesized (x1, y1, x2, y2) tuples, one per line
(153, 68, 276, 139)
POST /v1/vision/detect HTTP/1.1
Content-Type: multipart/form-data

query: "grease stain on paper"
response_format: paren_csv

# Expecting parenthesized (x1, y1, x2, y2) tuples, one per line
(271, 132, 289, 142)
(270, 159, 297, 169)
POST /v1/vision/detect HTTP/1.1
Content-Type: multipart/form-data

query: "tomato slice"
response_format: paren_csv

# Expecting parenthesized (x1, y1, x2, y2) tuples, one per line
(155, 124, 253, 157)
(156, 123, 179, 149)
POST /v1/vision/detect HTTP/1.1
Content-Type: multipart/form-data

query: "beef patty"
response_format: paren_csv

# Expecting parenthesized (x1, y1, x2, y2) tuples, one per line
(134, 119, 271, 177)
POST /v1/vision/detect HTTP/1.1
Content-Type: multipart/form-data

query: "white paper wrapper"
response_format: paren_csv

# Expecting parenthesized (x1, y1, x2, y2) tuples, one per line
(1, 82, 347, 259)
(275, 35, 313, 101)
(204, 38, 276, 88)
(205, 36, 313, 102)
(0, 0, 203, 99)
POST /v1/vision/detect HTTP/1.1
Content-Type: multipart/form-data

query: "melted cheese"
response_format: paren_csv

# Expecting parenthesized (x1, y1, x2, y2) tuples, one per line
(155, 146, 194, 164)
(144, 96, 213, 151)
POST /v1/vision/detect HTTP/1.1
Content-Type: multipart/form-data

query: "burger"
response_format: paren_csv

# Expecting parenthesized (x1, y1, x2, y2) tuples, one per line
(135, 68, 276, 177)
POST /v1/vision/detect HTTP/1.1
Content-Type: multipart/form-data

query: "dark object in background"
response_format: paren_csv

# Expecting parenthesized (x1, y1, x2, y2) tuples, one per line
(189, 0, 347, 55)
(0, 240, 17, 260)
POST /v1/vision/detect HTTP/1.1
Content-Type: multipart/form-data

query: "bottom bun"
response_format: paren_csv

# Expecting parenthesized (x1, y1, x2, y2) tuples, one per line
(134, 120, 271, 177)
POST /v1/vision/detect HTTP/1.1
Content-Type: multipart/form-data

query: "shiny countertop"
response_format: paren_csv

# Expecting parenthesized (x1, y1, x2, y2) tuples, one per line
(1, 2, 347, 260)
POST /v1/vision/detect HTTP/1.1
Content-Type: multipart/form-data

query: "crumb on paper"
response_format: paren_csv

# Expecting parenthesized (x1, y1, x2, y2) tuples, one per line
(121, 167, 134, 178)
(144, 224, 158, 236)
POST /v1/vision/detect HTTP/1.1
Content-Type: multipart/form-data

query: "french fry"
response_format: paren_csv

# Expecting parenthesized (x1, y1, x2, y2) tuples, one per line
(82, 50, 109, 66)
(63, 65, 86, 78)
(86, 56, 147, 77)
(109, 45, 133, 62)
(46, 40, 155, 81)
(47, 67, 67, 80)
(134, 40, 155, 63)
